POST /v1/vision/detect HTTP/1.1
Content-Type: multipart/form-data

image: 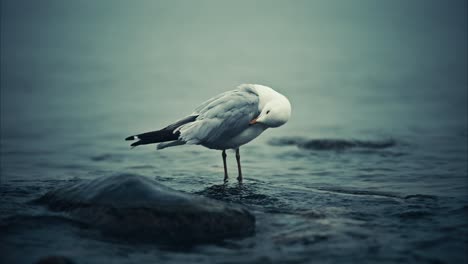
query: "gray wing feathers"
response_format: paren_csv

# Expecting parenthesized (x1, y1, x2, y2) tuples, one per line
(192, 91, 231, 114)
(176, 86, 259, 146)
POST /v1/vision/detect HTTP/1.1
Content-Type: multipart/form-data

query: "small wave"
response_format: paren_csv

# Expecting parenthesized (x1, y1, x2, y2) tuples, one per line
(315, 186, 402, 199)
(312, 186, 441, 209)
(395, 210, 433, 219)
(269, 137, 396, 151)
(272, 223, 330, 246)
(404, 194, 438, 202)
(449, 204, 468, 212)
(127, 165, 156, 169)
(298, 210, 326, 219)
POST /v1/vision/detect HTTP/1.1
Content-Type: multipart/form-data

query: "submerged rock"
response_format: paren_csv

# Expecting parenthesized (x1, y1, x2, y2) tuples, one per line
(269, 137, 396, 151)
(35, 174, 255, 244)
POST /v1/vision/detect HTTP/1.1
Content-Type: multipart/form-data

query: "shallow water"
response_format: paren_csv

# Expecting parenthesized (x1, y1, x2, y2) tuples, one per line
(1, 1, 467, 263)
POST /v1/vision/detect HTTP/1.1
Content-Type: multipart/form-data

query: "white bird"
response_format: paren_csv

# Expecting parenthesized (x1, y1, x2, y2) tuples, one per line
(125, 84, 291, 182)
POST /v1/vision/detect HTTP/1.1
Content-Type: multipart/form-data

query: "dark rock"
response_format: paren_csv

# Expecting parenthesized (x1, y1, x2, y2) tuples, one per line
(269, 137, 396, 151)
(299, 139, 395, 150)
(35, 174, 255, 244)
(267, 136, 305, 147)
(299, 139, 356, 150)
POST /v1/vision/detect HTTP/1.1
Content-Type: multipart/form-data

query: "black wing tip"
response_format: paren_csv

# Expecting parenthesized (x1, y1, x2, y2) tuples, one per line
(130, 141, 141, 147)
(125, 135, 136, 141)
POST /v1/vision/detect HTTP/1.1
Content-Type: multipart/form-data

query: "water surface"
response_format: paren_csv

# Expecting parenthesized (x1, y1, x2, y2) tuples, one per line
(1, 1, 467, 263)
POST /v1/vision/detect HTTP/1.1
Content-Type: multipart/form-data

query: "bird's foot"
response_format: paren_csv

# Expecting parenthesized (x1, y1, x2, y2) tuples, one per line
(237, 175, 243, 183)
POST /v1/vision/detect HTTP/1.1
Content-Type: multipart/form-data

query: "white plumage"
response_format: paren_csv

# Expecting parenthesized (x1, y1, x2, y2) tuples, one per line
(126, 84, 291, 182)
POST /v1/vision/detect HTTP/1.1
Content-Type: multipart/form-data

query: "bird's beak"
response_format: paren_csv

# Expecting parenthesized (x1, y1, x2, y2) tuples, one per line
(249, 118, 257, 125)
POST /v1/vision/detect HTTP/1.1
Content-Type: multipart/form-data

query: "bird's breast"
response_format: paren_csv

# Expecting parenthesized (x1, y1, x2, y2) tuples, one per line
(203, 125, 267, 150)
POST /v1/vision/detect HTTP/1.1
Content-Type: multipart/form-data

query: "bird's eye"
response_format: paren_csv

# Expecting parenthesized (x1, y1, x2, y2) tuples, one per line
(266, 110, 270, 114)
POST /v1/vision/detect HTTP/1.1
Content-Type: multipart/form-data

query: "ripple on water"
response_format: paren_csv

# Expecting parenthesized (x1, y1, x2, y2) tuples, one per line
(90, 153, 125, 162)
(196, 184, 270, 201)
(395, 210, 434, 220)
(404, 194, 438, 202)
(314, 186, 402, 199)
(195, 183, 284, 210)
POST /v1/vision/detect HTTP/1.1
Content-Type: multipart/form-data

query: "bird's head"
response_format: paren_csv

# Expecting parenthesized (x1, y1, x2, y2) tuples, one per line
(250, 96, 291, 128)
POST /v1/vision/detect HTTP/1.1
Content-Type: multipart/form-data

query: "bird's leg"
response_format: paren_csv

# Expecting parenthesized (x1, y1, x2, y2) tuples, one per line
(222, 150, 228, 182)
(236, 148, 243, 183)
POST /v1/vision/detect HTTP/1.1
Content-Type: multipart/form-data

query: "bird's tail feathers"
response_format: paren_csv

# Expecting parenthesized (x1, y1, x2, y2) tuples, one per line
(157, 140, 186, 149)
(126, 130, 180, 147)
(125, 115, 198, 148)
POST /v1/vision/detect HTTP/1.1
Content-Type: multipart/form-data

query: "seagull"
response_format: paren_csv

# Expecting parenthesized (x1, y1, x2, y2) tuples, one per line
(125, 84, 291, 182)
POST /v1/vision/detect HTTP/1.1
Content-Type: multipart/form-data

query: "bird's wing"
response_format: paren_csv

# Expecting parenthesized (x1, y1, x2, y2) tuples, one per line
(176, 86, 260, 145)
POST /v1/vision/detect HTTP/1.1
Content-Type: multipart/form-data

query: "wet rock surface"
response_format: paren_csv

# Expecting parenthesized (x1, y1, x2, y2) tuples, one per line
(34, 174, 255, 244)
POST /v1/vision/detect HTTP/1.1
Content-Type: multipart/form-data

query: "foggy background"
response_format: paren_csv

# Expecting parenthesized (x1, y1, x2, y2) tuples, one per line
(1, 0, 466, 142)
